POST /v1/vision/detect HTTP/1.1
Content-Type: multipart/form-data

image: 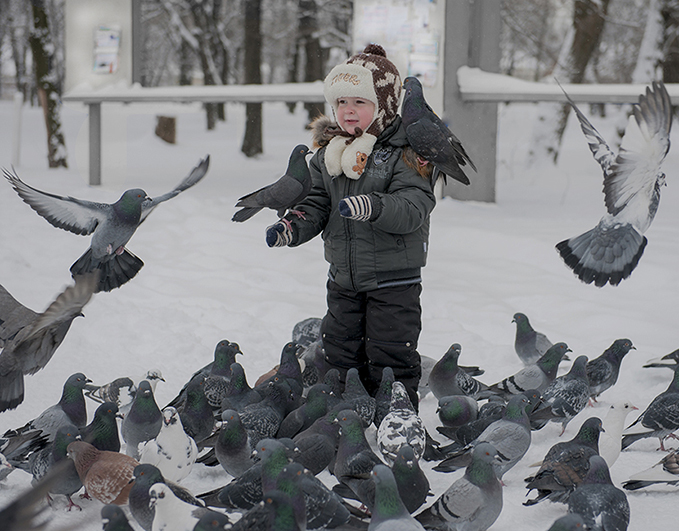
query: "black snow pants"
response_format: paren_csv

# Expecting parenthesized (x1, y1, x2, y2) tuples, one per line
(320, 279, 422, 410)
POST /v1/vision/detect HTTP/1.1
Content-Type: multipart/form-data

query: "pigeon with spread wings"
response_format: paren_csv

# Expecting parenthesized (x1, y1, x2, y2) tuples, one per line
(556, 81, 672, 287)
(3, 155, 210, 293)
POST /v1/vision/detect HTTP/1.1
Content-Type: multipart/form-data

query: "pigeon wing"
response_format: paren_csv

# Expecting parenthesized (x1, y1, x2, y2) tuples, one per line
(237, 174, 305, 212)
(0, 285, 38, 346)
(140, 155, 210, 222)
(3, 168, 107, 235)
(439, 478, 483, 520)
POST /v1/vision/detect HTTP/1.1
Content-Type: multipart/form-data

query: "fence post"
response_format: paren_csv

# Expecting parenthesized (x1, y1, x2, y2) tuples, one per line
(443, 0, 500, 202)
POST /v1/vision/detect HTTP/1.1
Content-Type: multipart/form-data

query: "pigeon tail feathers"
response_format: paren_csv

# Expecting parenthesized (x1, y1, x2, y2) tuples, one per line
(0, 371, 24, 412)
(70, 248, 144, 292)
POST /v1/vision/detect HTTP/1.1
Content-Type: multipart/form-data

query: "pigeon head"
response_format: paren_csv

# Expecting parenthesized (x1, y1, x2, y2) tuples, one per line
(582, 455, 613, 485)
(161, 407, 179, 427)
(287, 145, 313, 182)
(467, 442, 503, 484)
(575, 417, 604, 449)
(52, 424, 80, 460)
(132, 463, 165, 486)
(389, 381, 415, 412)
(212, 340, 242, 374)
(115, 189, 148, 221)
(66, 440, 101, 478)
(607, 338, 635, 360)
(101, 504, 130, 529)
(148, 483, 168, 510)
(193, 511, 231, 530)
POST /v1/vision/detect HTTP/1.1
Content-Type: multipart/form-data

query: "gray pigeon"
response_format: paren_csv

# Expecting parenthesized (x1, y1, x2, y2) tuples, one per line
(524, 416, 604, 506)
(374, 366, 396, 428)
(530, 355, 591, 434)
(102, 504, 136, 531)
(0, 273, 97, 412)
(428, 343, 489, 400)
(489, 342, 571, 396)
(434, 394, 533, 478)
(586, 338, 635, 402)
(556, 81, 672, 287)
(621, 365, 679, 450)
(436, 394, 478, 429)
(623, 446, 679, 490)
(219, 362, 262, 412)
(401, 76, 476, 187)
(568, 455, 630, 531)
(416, 442, 503, 531)
(4, 155, 210, 292)
(85, 368, 165, 418)
(369, 464, 425, 531)
(376, 381, 426, 465)
(547, 514, 587, 531)
(391, 443, 431, 514)
(292, 410, 340, 475)
(512, 312, 554, 365)
(0, 429, 46, 482)
(277, 383, 332, 439)
(5, 372, 91, 442)
(232, 144, 313, 223)
(333, 367, 376, 428)
(215, 409, 256, 478)
(122, 379, 162, 459)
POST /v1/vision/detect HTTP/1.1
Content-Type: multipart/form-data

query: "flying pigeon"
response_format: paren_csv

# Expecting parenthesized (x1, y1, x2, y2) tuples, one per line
(122, 379, 162, 459)
(489, 342, 571, 396)
(128, 463, 205, 531)
(416, 442, 504, 531)
(598, 401, 638, 469)
(621, 366, 679, 450)
(643, 348, 679, 370)
(427, 343, 489, 400)
(369, 464, 425, 531)
(524, 416, 604, 506)
(101, 504, 136, 531)
(623, 447, 679, 490)
(586, 338, 635, 402)
(86, 369, 165, 418)
(435, 394, 533, 479)
(214, 409, 256, 478)
(232, 144, 313, 223)
(555, 81, 672, 287)
(401, 76, 476, 187)
(67, 440, 140, 505)
(376, 381, 426, 465)
(5, 372, 92, 442)
(0, 273, 98, 412)
(149, 483, 217, 531)
(567, 455, 630, 531)
(530, 355, 591, 434)
(139, 406, 198, 483)
(82, 401, 121, 453)
(3, 155, 210, 292)
(512, 312, 554, 365)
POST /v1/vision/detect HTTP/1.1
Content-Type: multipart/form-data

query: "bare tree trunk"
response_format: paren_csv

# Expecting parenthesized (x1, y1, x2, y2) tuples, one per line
(661, 0, 679, 82)
(300, 0, 324, 122)
(29, 0, 67, 168)
(242, 0, 263, 157)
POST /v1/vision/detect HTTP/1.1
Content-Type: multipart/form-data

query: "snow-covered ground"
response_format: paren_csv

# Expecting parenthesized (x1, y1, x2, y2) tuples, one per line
(0, 93, 678, 530)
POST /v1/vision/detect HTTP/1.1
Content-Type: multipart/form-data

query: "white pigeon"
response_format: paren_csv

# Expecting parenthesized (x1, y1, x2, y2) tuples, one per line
(149, 483, 203, 531)
(599, 401, 638, 468)
(139, 406, 197, 483)
(556, 81, 673, 287)
(376, 381, 426, 465)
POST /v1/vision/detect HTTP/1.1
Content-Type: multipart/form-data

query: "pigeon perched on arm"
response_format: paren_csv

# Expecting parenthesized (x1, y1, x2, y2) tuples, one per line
(512, 312, 554, 365)
(232, 144, 313, 224)
(3, 155, 210, 292)
(401, 76, 476, 187)
(555, 81, 672, 287)
(0, 273, 98, 412)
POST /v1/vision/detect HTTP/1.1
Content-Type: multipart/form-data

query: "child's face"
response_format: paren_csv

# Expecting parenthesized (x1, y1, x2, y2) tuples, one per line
(336, 97, 375, 134)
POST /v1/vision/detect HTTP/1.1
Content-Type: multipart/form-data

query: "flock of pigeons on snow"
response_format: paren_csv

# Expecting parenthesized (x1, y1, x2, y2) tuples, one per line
(0, 311, 679, 531)
(0, 77, 676, 531)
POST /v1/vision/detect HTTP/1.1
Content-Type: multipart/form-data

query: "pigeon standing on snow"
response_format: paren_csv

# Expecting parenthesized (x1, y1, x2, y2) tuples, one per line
(214, 409, 256, 478)
(416, 442, 503, 531)
(122, 380, 162, 459)
(219, 362, 262, 412)
(512, 312, 554, 365)
(82, 401, 121, 452)
(233, 144, 313, 223)
(334, 367, 377, 428)
(586, 338, 635, 402)
(621, 365, 679, 450)
(0, 273, 98, 412)
(623, 447, 679, 490)
(401, 76, 476, 187)
(547, 514, 587, 531)
(568, 455, 630, 531)
(4, 156, 210, 293)
(376, 381, 426, 465)
(292, 411, 340, 476)
(530, 355, 591, 434)
(599, 401, 638, 468)
(369, 464, 425, 531)
(373, 366, 395, 428)
(436, 394, 479, 429)
(555, 81, 672, 287)
(391, 443, 431, 514)
(86, 369, 165, 418)
(489, 342, 571, 396)
(277, 383, 332, 439)
(176, 375, 216, 446)
(139, 406, 198, 483)
(428, 343, 489, 400)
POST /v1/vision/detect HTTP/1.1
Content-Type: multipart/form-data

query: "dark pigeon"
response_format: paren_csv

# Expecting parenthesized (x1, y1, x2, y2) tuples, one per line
(203, 341, 244, 409)
(0, 273, 97, 412)
(489, 342, 571, 396)
(277, 383, 332, 439)
(102, 504, 136, 531)
(391, 443, 431, 514)
(192, 511, 231, 531)
(401, 76, 476, 187)
(512, 312, 554, 366)
(436, 394, 478, 430)
(555, 81, 672, 287)
(332, 367, 376, 428)
(215, 409, 256, 478)
(530, 355, 591, 434)
(254, 342, 305, 404)
(524, 416, 604, 506)
(621, 365, 679, 450)
(82, 401, 121, 452)
(369, 464, 423, 531)
(261, 490, 305, 531)
(239, 380, 294, 447)
(547, 514, 587, 531)
(373, 366, 395, 428)
(232, 144, 313, 223)
(586, 338, 635, 402)
(122, 380, 162, 459)
(292, 410, 340, 475)
(568, 455, 630, 531)
(177, 374, 216, 447)
(427, 343, 489, 400)
(4, 156, 210, 292)
(219, 362, 262, 412)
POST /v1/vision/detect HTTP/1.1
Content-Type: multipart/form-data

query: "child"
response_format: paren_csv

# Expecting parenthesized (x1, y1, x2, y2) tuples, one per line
(266, 44, 436, 409)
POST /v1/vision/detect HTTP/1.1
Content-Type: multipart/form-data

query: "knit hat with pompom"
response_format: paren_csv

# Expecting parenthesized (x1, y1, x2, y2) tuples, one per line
(322, 44, 402, 179)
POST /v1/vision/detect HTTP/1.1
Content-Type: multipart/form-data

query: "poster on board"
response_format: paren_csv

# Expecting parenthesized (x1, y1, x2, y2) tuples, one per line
(93, 25, 121, 74)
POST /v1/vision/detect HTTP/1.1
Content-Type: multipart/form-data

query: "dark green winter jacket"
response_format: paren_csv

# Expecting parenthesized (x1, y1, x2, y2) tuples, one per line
(287, 116, 436, 292)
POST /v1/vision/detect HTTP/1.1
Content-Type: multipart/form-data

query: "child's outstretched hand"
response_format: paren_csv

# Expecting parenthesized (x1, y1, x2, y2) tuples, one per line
(338, 195, 380, 222)
(266, 221, 293, 247)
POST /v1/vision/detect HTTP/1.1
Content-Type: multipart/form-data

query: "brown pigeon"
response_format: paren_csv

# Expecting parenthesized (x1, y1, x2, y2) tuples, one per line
(67, 440, 139, 505)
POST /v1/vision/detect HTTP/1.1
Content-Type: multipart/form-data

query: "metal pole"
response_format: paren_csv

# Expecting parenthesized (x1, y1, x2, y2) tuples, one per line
(89, 102, 102, 185)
